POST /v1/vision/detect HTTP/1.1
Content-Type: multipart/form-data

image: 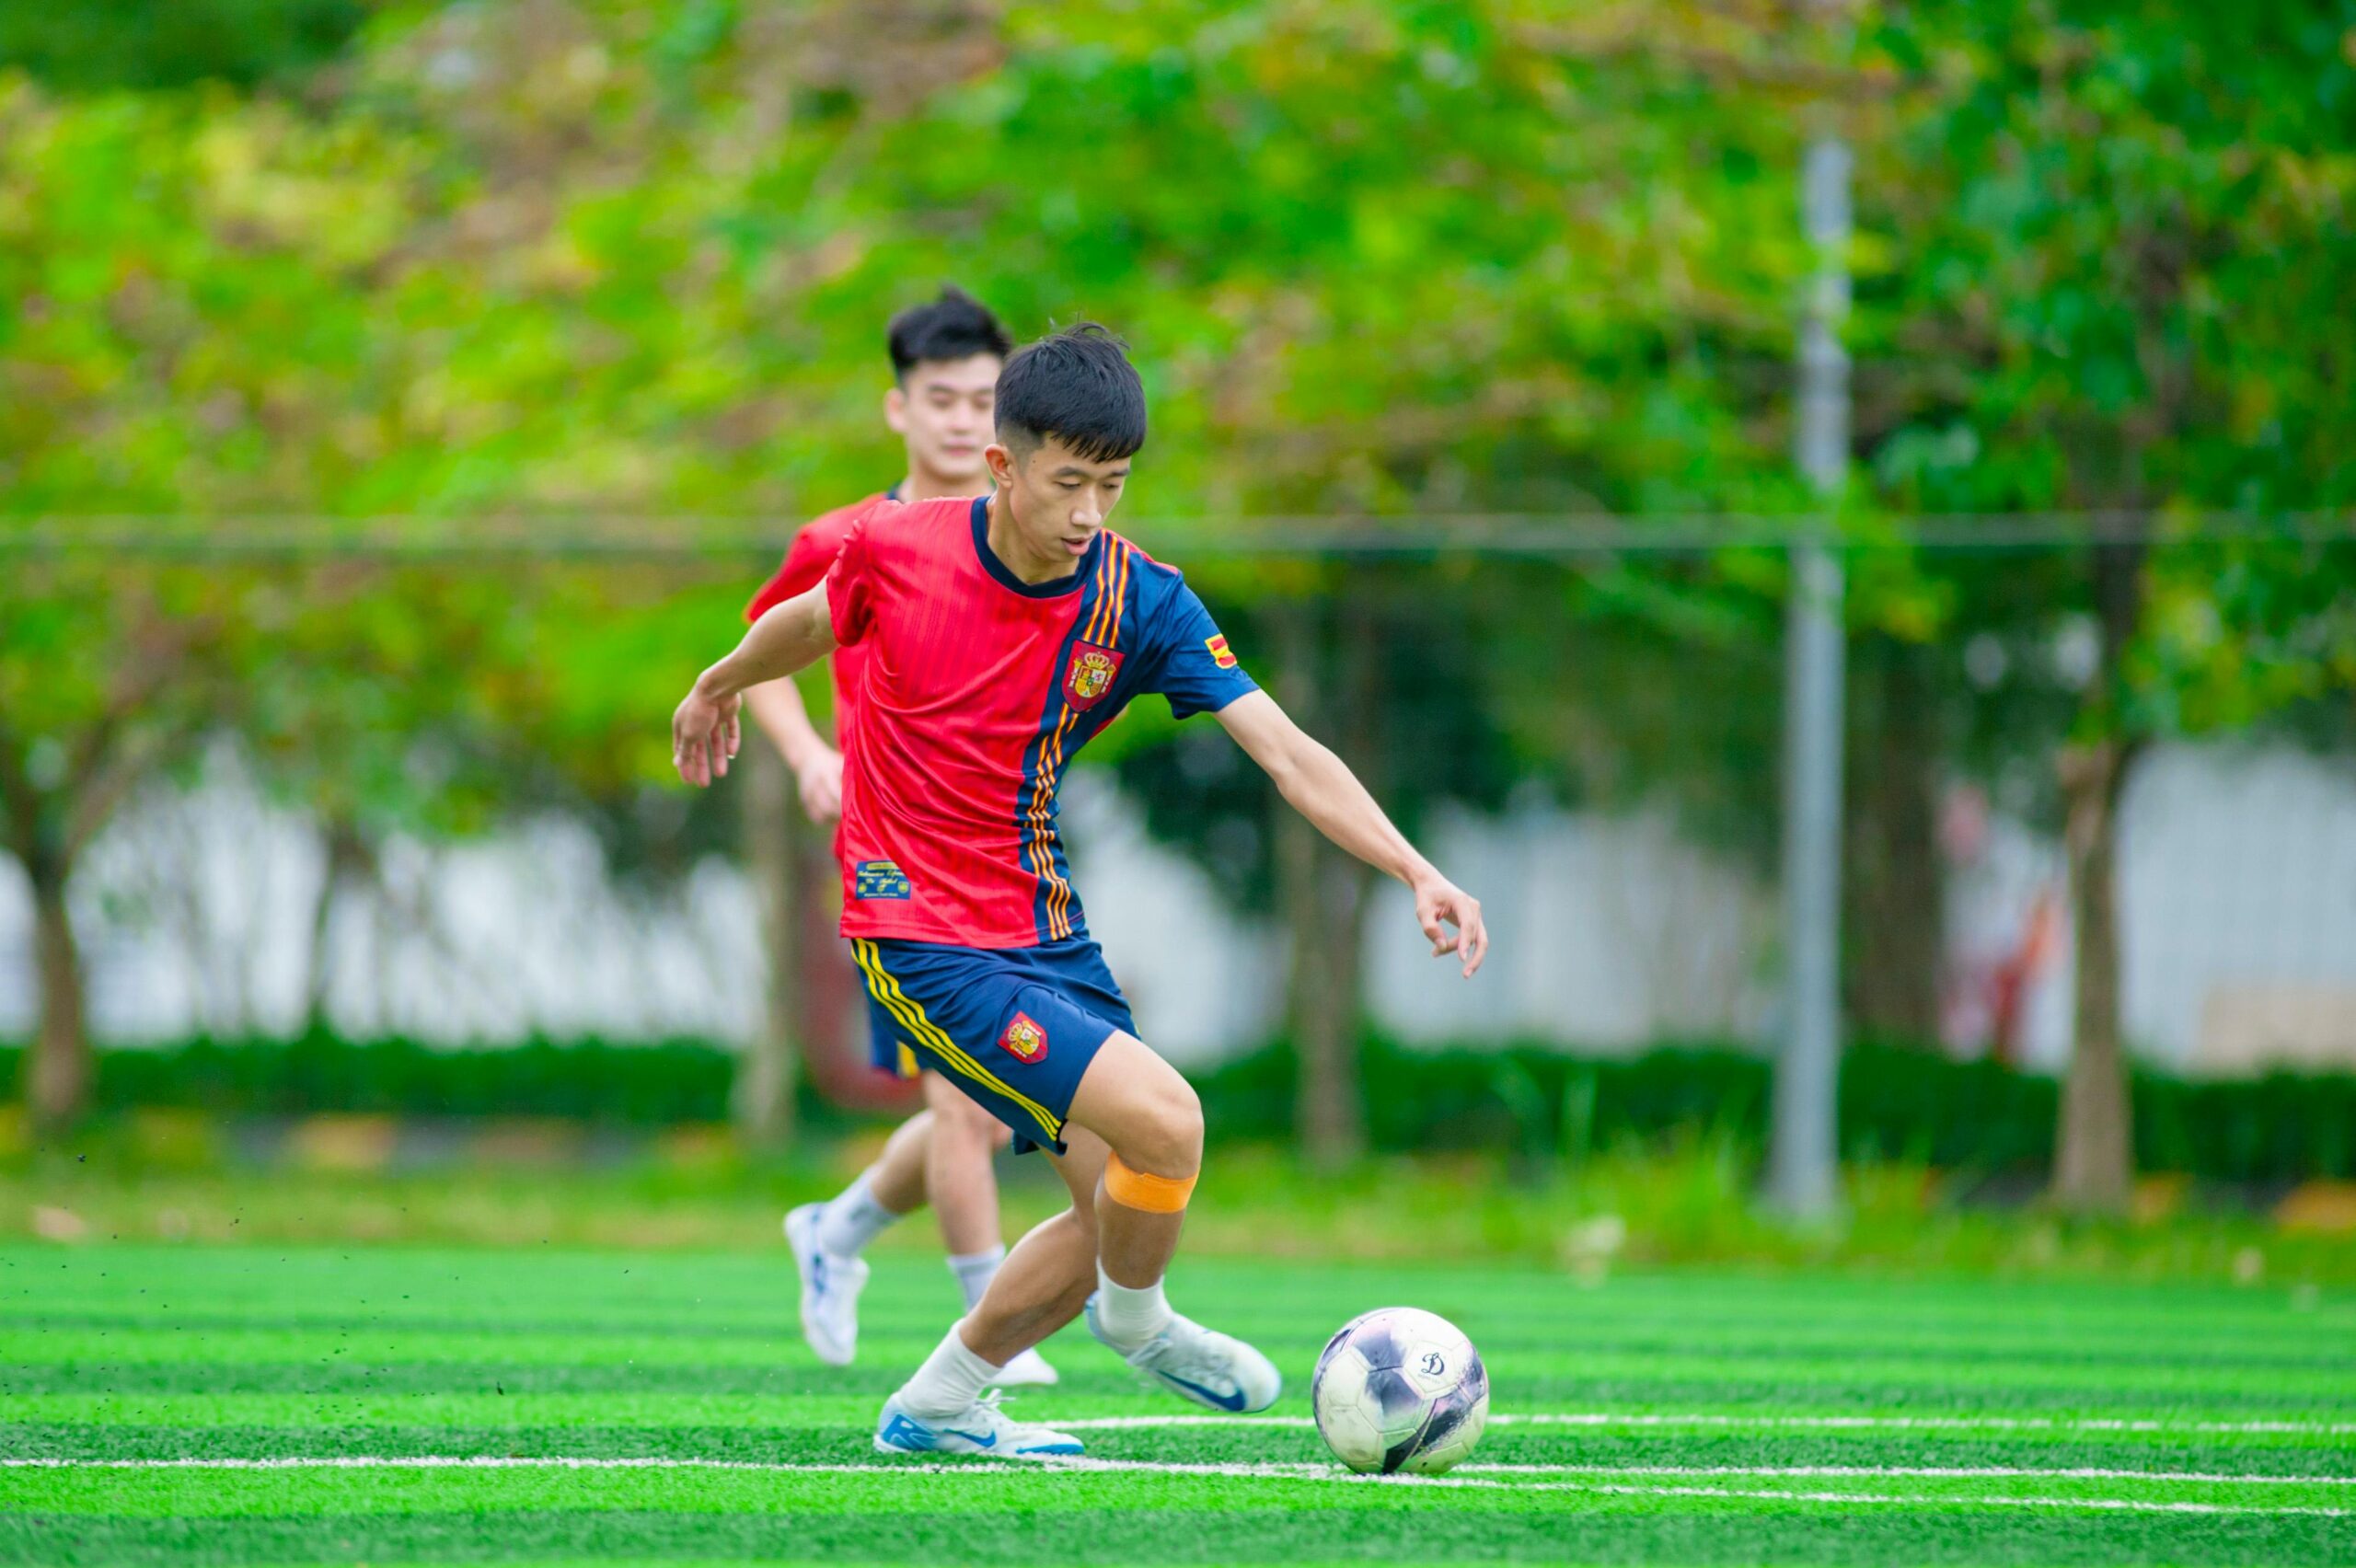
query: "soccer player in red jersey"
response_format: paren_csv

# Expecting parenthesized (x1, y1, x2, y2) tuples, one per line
(672, 326, 1487, 1458)
(744, 289, 1058, 1387)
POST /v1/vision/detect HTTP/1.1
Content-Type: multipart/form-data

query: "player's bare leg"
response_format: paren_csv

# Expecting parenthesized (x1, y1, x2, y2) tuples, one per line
(884, 1032, 1278, 1453)
(956, 1127, 1109, 1363)
(1065, 1033, 1278, 1413)
(925, 1072, 1058, 1385)
(872, 1127, 1104, 1458)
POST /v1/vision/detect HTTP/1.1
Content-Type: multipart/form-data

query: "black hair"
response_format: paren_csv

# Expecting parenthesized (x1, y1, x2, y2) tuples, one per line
(885, 286, 1014, 379)
(993, 323, 1148, 464)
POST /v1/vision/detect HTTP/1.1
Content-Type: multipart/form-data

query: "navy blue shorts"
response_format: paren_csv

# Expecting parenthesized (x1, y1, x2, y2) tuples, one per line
(849, 936, 1134, 1156)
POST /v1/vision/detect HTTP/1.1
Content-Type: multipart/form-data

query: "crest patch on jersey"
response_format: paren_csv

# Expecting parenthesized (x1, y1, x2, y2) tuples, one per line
(999, 1011, 1048, 1064)
(1062, 640, 1125, 709)
(853, 860, 912, 900)
(1205, 633, 1238, 670)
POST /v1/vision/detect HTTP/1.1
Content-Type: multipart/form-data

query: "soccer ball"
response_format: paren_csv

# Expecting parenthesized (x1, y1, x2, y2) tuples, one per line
(1311, 1306, 1489, 1474)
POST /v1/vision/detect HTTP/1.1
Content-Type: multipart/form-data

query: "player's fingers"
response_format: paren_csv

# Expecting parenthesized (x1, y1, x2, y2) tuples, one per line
(1460, 903, 1488, 977)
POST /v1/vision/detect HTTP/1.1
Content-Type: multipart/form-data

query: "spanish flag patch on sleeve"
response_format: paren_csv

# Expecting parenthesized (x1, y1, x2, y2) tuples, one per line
(1205, 634, 1238, 669)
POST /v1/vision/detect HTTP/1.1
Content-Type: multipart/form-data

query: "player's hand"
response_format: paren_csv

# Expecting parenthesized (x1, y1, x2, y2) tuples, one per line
(671, 678, 741, 788)
(795, 745, 845, 824)
(1413, 874, 1488, 978)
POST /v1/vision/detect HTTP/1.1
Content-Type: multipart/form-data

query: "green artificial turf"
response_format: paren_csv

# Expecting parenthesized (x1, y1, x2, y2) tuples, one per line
(0, 1246, 2349, 1565)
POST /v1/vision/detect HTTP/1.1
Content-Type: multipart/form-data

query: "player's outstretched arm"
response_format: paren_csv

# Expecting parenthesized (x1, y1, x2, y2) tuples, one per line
(672, 583, 840, 789)
(1214, 689, 1487, 977)
(744, 679, 844, 822)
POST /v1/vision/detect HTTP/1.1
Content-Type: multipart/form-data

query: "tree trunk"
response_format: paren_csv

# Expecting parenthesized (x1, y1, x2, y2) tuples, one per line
(735, 742, 800, 1149)
(27, 858, 90, 1132)
(1844, 638, 1944, 1044)
(2052, 738, 2134, 1214)
(303, 817, 373, 1035)
(1283, 809, 1371, 1169)
(1275, 598, 1370, 1169)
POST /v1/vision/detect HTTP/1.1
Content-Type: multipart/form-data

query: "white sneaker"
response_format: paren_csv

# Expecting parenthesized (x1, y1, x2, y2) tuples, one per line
(783, 1202, 868, 1366)
(995, 1345, 1060, 1388)
(872, 1391, 1083, 1458)
(1084, 1297, 1283, 1412)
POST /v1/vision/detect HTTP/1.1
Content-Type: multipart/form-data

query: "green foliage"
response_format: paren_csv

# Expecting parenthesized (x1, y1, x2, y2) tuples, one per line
(18, 1034, 2356, 1183)
(0, 0, 368, 93)
(6, 0, 2356, 1148)
(1856, 0, 2356, 766)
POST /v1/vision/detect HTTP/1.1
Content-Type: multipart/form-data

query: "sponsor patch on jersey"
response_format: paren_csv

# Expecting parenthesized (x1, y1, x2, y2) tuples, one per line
(1205, 633, 1237, 670)
(853, 860, 912, 901)
(1063, 640, 1125, 710)
(999, 1011, 1048, 1064)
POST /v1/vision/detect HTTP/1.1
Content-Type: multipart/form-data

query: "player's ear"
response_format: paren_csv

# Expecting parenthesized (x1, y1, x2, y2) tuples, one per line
(984, 442, 1016, 486)
(884, 385, 908, 434)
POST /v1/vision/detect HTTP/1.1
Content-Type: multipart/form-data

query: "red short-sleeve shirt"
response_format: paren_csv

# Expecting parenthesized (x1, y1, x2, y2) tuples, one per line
(825, 495, 1257, 948)
(743, 490, 898, 736)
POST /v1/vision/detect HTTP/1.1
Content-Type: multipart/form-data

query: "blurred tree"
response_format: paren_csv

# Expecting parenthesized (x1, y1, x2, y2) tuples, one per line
(1854, 0, 2356, 1212)
(0, 566, 248, 1126)
(0, 0, 368, 93)
(6, 0, 2353, 1184)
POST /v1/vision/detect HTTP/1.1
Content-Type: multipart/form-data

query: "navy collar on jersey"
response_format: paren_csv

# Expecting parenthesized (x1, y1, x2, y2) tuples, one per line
(884, 483, 901, 502)
(970, 494, 1097, 599)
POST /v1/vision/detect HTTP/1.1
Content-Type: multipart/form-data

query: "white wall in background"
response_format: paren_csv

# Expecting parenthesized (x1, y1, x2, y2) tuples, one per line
(1362, 800, 1776, 1051)
(2120, 746, 2356, 1069)
(3, 743, 2354, 1071)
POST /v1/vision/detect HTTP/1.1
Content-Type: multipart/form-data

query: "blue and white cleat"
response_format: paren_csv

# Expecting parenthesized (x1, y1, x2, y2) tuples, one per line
(1085, 1297, 1283, 1413)
(783, 1203, 868, 1366)
(872, 1392, 1084, 1458)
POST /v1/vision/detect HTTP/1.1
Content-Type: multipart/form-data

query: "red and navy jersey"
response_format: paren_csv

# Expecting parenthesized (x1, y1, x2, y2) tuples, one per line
(827, 494, 1256, 948)
(743, 490, 899, 732)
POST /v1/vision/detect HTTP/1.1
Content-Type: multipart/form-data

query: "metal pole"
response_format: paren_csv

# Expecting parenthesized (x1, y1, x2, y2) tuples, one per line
(1768, 130, 1851, 1217)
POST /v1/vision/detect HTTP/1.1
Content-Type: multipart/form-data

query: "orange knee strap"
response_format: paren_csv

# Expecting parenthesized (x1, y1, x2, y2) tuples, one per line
(1104, 1152, 1197, 1214)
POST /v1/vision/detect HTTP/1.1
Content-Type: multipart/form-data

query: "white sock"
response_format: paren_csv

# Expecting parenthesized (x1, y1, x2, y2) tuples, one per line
(947, 1246, 1005, 1313)
(814, 1172, 900, 1258)
(897, 1319, 1002, 1419)
(1092, 1262, 1173, 1351)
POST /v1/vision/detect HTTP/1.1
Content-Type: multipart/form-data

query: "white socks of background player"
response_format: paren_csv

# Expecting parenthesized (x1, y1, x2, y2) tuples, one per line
(947, 1246, 1005, 1312)
(898, 1319, 1003, 1419)
(814, 1171, 900, 1258)
(1091, 1262, 1174, 1351)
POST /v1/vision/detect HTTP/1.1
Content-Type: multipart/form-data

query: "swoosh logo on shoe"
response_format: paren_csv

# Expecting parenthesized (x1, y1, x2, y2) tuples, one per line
(878, 1412, 936, 1451)
(941, 1428, 998, 1448)
(1154, 1369, 1250, 1412)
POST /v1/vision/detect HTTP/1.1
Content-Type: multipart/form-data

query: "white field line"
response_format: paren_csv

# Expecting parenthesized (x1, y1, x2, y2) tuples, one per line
(6, 1455, 2351, 1517)
(1057, 1412, 2356, 1436)
(1455, 1464, 2356, 1486)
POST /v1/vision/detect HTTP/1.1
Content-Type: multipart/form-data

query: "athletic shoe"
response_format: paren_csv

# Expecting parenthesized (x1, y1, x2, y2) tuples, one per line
(995, 1345, 1060, 1388)
(783, 1202, 868, 1366)
(1084, 1297, 1283, 1413)
(872, 1391, 1084, 1458)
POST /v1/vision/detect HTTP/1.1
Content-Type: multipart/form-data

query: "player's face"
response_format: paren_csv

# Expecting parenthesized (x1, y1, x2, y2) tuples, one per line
(885, 354, 1000, 489)
(988, 437, 1130, 565)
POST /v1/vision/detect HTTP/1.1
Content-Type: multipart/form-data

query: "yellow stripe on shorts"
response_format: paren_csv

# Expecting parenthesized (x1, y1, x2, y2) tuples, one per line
(850, 940, 1063, 1143)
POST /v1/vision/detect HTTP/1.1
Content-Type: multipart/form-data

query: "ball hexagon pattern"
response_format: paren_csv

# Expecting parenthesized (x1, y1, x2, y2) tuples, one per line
(1311, 1306, 1489, 1475)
